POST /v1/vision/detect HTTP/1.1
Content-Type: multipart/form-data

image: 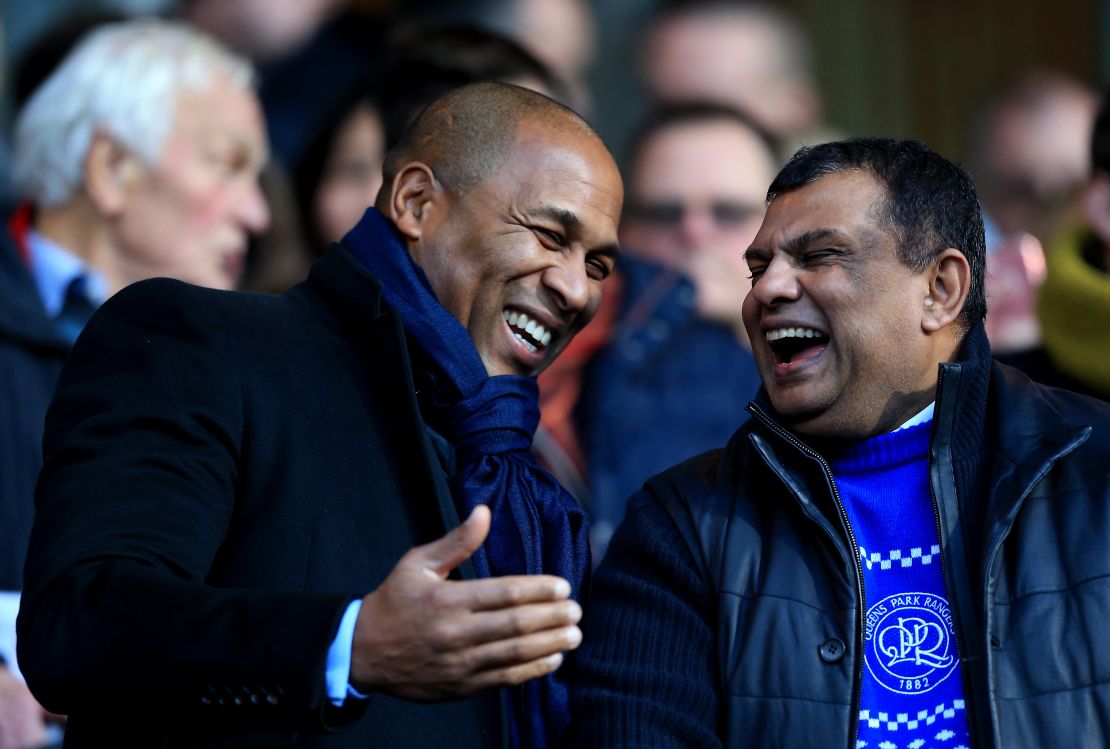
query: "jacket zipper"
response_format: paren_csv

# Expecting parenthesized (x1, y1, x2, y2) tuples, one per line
(926, 366, 975, 742)
(749, 404, 866, 749)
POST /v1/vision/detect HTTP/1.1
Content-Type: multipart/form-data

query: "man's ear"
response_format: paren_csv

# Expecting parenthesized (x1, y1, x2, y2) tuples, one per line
(922, 248, 971, 333)
(385, 162, 444, 241)
(84, 132, 145, 216)
(1083, 173, 1110, 245)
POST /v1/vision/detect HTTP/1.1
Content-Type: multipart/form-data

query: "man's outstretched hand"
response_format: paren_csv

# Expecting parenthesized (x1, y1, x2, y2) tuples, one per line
(350, 505, 582, 701)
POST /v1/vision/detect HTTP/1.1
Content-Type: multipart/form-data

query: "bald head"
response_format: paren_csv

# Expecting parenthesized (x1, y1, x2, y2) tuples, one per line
(379, 81, 599, 203)
(377, 81, 622, 379)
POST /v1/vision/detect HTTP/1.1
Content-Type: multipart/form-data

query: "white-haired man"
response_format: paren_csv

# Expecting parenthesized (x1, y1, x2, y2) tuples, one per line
(0, 19, 269, 745)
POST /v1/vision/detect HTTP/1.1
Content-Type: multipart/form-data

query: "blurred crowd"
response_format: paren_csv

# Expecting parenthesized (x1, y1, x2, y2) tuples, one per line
(0, 1, 1107, 745)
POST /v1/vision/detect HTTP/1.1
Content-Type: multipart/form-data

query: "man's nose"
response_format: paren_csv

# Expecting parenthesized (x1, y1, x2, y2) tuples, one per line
(237, 178, 271, 234)
(543, 257, 592, 314)
(750, 255, 801, 306)
(680, 207, 718, 249)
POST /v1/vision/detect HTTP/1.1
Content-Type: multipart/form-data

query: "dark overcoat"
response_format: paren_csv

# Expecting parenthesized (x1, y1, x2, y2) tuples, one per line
(18, 246, 504, 747)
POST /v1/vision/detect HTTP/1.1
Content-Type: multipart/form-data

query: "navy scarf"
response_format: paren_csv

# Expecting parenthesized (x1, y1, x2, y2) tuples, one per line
(343, 208, 589, 747)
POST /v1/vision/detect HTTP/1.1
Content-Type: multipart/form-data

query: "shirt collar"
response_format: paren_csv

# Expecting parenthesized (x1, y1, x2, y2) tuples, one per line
(893, 401, 935, 433)
(26, 230, 108, 318)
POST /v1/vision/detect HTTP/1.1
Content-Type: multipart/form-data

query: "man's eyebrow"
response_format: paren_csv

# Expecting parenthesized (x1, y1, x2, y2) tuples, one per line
(532, 205, 583, 232)
(743, 246, 769, 263)
(780, 228, 852, 254)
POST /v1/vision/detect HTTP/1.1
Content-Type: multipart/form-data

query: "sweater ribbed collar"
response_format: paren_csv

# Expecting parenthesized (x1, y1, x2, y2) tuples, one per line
(828, 420, 932, 475)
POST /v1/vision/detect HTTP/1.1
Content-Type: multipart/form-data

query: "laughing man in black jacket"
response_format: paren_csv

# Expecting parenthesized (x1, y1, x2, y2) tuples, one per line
(567, 138, 1110, 748)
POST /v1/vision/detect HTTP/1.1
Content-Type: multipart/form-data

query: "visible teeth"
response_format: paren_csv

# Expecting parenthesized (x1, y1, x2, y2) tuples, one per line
(514, 332, 538, 352)
(503, 309, 552, 351)
(765, 327, 825, 342)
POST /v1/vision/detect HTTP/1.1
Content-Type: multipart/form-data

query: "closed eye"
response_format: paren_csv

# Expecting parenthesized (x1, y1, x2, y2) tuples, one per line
(744, 248, 769, 280)
(586, 256, 613, 281)
(802, 249, 843, 264)
(532, 226, 567, 249)
(745, 255, 768, 280)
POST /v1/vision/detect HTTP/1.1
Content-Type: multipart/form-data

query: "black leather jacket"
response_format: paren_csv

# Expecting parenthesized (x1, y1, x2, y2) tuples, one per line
(569, 325, 1110, 748)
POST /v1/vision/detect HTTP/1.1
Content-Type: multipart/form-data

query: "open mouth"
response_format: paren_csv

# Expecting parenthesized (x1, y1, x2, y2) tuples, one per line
(503, 309, 554, 354)
(765, 326, 830, 366)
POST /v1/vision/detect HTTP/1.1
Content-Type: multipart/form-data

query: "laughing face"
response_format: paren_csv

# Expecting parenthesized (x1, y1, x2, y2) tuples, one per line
(743, 170, 942, 439)
(404, 119, 623, 377)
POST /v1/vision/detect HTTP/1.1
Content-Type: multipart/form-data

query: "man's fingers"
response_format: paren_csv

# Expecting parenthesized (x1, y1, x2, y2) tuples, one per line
(461, 624, 582, 674)
(435, 574, 571, 611)
(413, 505, 492, 577)
(446, 600, 582, 647)
(465, 653, 566, 692)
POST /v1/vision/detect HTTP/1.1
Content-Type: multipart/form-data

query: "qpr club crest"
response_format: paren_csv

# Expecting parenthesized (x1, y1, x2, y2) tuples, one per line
(864, 592, 958, 694)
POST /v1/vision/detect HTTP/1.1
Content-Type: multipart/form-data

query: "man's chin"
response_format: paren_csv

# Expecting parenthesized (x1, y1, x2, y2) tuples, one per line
(765, 393, 842, 438)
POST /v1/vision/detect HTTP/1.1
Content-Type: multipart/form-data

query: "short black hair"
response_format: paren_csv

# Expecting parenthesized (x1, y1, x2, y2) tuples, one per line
(768, 138, 987, 328)
(624, 101, 780, 173)
(1092, 92, 1110, 175)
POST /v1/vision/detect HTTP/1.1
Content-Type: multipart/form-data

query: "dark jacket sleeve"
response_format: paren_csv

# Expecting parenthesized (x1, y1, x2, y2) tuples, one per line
(564, 487, 722, 748)
(16, 280, 360, 732)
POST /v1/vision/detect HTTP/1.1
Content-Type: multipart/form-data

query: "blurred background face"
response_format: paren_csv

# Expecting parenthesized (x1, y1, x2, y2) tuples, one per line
(184, 0, 343, 63)
(509, 0, 596, 112)
(620, 118, 778, 338)
(312, 102, 386, 245)
(115, 76, 271, 290)
(976, 81, 1097, 243)
(643, 12, 819, 142)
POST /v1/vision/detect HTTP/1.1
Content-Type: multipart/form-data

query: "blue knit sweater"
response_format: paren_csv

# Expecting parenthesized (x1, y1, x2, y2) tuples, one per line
(829, 421, 971, 749)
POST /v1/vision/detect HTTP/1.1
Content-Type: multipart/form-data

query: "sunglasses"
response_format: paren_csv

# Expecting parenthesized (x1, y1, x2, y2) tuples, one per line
(627, 200, 765, 229)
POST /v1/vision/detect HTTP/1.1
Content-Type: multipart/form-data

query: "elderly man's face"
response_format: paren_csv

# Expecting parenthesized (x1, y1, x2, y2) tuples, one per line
(115, 75, 270, 290)
(415, 120, 622, 377)
(743, 171, 939, 439)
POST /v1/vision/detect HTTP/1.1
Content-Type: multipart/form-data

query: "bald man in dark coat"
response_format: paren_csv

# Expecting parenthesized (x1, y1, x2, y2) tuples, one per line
(18, 82, 623, 748)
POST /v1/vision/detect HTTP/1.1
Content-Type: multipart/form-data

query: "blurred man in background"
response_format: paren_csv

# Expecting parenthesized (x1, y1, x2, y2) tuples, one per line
(1002, 91, 1110, 402)
(575, 103, 778, 557)
(970, 70, 1097, 248)
(398, 0, 596, 115)
(0, 19, 269, 746)
(968, 70, 1098, 352)
(642, 0, 829, 155)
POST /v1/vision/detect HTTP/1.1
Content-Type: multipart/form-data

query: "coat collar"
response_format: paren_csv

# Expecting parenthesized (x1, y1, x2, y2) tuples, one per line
(296, 241, 483, 581)
(298, 241, 389, 330)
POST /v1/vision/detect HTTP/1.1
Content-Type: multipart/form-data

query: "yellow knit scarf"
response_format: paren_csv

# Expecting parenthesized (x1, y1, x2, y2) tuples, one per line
(1038, 231, 1110, 392)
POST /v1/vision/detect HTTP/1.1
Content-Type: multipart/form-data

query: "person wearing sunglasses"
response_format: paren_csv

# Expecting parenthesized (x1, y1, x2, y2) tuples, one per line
(575, 103, 779, 560)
